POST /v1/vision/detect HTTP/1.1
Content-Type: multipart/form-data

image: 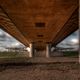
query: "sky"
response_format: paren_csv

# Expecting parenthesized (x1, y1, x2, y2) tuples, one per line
(0, 28, 79, 51)
(57, 30, 79, 50)
(0, 29, 25, 51)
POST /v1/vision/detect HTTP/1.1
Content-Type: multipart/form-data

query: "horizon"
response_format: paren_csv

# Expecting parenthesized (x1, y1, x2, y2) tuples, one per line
(0, 28, 79, 51)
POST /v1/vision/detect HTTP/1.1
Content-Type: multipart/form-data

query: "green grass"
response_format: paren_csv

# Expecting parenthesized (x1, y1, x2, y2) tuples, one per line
(0, 52, 25, 58)
(0, 51, 79, 58)
(63, 51, 78, 57)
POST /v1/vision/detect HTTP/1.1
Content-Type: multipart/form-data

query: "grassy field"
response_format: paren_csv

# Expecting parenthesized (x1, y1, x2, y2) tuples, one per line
(63, 51, 78, 57)
(0, 52, 28, 58)
(0, 51, 79, 58)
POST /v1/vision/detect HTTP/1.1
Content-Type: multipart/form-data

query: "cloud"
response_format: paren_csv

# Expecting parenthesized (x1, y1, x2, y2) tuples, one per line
(0, 28, 79, 51)
(57, 29, 79, 49)
(0, 29, 25, 49)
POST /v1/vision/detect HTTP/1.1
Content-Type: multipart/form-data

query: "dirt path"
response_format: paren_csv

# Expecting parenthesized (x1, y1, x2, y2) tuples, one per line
(0, 62, 79, 80)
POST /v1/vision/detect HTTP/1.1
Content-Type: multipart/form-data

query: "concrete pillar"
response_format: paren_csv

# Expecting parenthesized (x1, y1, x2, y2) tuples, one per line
(29, 43, 34, 57)
(46, 43, 51, 57)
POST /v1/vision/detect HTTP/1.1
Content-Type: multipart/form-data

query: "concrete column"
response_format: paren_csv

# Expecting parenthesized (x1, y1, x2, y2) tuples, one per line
(46, 43, 51, 57)
(29, 43, 34, 57)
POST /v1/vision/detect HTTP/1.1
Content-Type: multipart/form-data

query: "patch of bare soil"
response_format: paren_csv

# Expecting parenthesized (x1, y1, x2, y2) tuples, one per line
(0, 62, 79, 80)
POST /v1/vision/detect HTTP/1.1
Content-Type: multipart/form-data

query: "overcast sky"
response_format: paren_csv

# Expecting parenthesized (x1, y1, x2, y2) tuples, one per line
(0, 29, 25, 48)
(57, 30, 79, 50)
(0, 28, 79, 50)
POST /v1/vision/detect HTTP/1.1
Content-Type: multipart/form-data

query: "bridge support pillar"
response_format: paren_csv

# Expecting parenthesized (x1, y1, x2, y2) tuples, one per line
(29, 43, 34, 57)
(46, 43, 51, 57)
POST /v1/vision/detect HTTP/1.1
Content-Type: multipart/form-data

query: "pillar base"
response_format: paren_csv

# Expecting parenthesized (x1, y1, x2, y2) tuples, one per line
(46, 43, 51, 58)
(29, 43, 34, 57)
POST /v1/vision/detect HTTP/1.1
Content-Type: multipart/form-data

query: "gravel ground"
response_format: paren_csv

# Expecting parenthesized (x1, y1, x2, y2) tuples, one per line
(0, 62, 79, 80)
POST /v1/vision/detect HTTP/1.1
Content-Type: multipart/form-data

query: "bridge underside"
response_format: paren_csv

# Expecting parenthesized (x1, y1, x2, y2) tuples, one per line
(0, 0, 79, 57)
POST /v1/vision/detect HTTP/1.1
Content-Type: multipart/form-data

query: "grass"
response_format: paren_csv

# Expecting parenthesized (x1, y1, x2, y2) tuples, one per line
(0, 52, 26, 58)
(63, 51, 78, 57)
(0, 51, 79, 58)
